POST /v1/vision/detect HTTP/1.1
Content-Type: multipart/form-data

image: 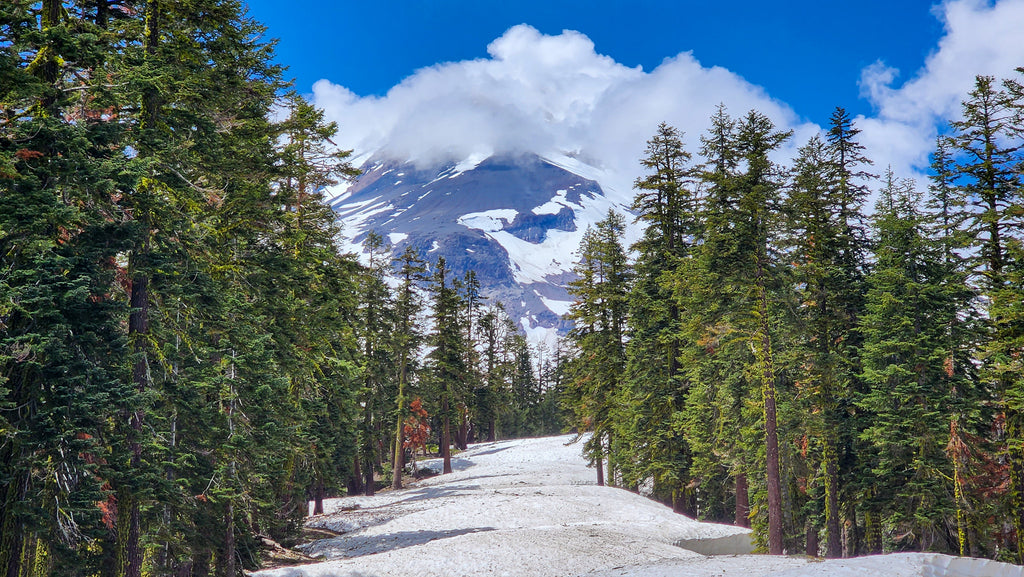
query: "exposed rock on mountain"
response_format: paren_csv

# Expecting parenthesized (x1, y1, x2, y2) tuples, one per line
(330, 153, 630, 341)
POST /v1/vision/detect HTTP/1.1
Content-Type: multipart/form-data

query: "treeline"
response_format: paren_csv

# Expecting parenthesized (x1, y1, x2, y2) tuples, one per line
(0, 2, 561, 576)
(352, 238, 567, 498)
(563, 71, 1024, 561)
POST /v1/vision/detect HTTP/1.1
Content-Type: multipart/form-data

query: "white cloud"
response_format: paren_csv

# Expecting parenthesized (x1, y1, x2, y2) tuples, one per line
(314, 1, 1024, 200)
(312, 24, 814, 202)
(857, 0, 1024, 179)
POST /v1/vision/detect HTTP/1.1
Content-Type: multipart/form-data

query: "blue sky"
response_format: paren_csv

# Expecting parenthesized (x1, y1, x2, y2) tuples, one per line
(242, 0, 1024, 197)
(244, 0, 943, 125)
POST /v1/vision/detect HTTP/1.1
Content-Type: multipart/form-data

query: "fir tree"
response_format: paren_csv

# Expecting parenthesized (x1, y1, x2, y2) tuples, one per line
(620, 122, 699, 509)
(355, 232, 395, 496)
(946, 73, 1024, 560)
(565, 211, 631, 486)
(682, 107, 790, 552)
(391, 247, 426, 490)
(858, 171, 982, 553)
(428, 257, 469, 475)
(783, 126, 870, 557)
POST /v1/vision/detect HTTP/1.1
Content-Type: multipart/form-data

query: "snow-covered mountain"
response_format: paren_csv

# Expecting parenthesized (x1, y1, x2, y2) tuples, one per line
(329, 152, 633, 342)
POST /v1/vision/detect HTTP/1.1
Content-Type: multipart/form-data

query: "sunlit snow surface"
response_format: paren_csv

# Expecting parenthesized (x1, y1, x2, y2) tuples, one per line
(456, 209, 519, 232)
(253, 435, 1022, 577)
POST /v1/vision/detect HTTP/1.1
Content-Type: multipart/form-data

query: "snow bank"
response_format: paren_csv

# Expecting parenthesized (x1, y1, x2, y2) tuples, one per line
(254, 435, 1024, 577)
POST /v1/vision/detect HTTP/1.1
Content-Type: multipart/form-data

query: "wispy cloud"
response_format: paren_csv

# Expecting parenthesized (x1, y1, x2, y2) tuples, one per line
(858, 0, 1024, 179)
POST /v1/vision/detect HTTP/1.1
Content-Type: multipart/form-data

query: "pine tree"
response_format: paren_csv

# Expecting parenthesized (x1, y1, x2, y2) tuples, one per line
(476, 304, 507, 442)
(565, 211, 631, 486)
(620, 122, 699, 508)
(674, 105, 749, 522)
(391, 247, 426, 490)
(456, 270, 484, 449)
(735, 110, 791, 555)
(858, 170, 982, 553)
(428, 257, 469, 475)
(354, 232, 395, 496)
(783, 124, 870, 557)
(1, 3, 136, 573)
(251, 87, 362, 534)
(682, 107, 790, 552)
(946, 73, 1024, 560)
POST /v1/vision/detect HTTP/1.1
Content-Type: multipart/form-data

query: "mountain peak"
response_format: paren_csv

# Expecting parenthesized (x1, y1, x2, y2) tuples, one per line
(330, 152, 631, 343)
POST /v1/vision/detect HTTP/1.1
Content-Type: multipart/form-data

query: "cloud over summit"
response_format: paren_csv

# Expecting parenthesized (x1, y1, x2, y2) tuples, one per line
(314, 1, 1024, 197)
(312, 24, 806, 197)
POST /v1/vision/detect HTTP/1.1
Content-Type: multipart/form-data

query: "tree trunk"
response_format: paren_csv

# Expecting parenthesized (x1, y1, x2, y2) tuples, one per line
(392, 354, 408, 490)
(595, 452, 604, 487)
(442, 396, 453, 474)
(192, 547, 210, 577)
(806, 522, 819, 557)
(734, 473, 750, 528)
(487, 417, 496, 442)
(606, 432, 615, 487)
(348, 456, 363, 495)
(313, 476, 325, 515)
(391, 427, 405, 491)
(122, 267, 148, 577)
(864, 509, 882, 554)
(952, 433, 968, 556)
(121, 2, 160, 574)
(1, 464, 30, 577)
(1008, 409, 1024, 564)
(457, 410, 469, 451)
(823, 436, 842, 558)
(672, 488, 695, 517)
(363, 454, 375, 496)
(844, 500, 860, 557)
(223, 502, 236, 577)
(756, 257, 784, 556)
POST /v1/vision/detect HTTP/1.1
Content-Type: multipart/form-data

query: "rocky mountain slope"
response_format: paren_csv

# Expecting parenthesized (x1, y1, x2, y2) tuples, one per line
(329, 152, 632, 342)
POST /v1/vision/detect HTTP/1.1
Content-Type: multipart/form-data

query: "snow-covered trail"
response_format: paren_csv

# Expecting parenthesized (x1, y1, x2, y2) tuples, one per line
(252, 435, 1024, 577)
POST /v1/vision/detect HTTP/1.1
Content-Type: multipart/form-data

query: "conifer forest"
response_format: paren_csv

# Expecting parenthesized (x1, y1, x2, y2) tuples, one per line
(3, 1, 1024, 575)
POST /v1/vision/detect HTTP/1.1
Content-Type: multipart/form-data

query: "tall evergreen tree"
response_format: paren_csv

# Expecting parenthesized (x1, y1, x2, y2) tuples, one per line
(565, 211, 631, 486)
(476, 304, 508, 442)
(675, 105, 749, 522)
(1, 5, 136, 573)
(620, 123, 699, 509)
(858, 171, 982, 553)
(946, 73, 1024, 560)
(428, 257, 468, 475)
(354, 232, 394, 496)
(783, 123, 871, 557)
(681, 107, 790, 551)
(391, 247, 426, 490)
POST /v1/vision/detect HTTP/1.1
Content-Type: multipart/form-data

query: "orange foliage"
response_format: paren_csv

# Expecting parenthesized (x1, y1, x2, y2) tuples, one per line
(15, 149, 44, 160)
(403, 398, 431, 455)
(98, 483, 116, 530)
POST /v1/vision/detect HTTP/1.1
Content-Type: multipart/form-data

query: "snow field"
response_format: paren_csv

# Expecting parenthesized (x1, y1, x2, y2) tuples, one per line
(254, 435, 1024, 577)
